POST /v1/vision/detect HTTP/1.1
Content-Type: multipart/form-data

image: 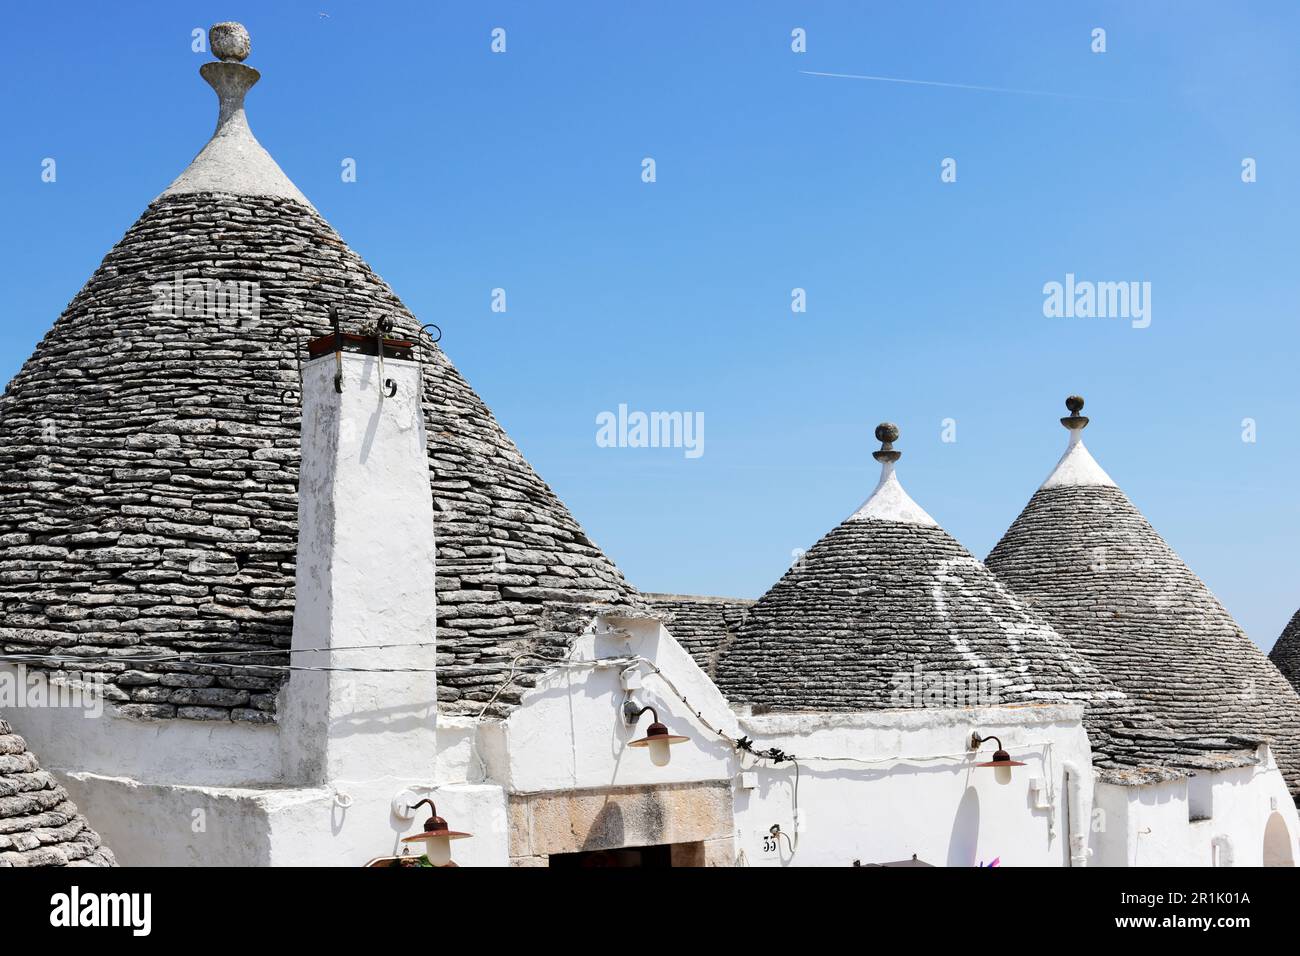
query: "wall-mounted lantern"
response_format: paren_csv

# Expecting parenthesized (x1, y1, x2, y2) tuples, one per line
(624, 701, 688, 766)
(400, 799, 472, 866)
(970, 732, 1025, 784)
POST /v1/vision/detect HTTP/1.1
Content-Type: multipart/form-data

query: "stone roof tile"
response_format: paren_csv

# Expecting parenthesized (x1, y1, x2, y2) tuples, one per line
(0, 717, 114, 867)
(642, 593, 755, 677)
(0, 30, 641, 720)
(1270, 610, 1300, 694)
(986, 398, 1300, 795)
(711, 426, 1254, 781)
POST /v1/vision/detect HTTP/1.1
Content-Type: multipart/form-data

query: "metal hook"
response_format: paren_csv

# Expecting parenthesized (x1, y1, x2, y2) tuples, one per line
(329, 306, 344, 394)
(280, 330, 304, 408)
(410, 323, 442, 388)
(374, 315, 397, 399)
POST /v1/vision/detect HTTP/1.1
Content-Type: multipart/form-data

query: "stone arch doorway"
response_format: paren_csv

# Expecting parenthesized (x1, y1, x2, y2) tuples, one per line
(1263, 812, 1294, 867)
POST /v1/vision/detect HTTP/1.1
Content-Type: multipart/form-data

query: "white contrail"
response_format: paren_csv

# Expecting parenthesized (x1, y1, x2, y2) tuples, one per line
(800, 70, 1133, 102)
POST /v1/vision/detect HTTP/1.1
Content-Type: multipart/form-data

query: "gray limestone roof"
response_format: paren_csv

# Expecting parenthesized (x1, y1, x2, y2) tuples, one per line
(0, 34, 642, 722)
(0, 717, 114, 866)
(641, 593, 755, 678)
(1270, 610, 1300, 695)
(0, 196, 642, 720)
(986, 414, 1300, 795)
(710, 445, 1252, 783)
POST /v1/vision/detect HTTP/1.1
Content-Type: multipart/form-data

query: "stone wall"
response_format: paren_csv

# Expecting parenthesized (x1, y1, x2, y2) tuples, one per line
(507, 781, 734, 867)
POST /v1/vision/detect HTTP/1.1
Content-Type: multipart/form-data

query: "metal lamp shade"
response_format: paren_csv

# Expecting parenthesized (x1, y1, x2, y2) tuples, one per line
(975, 749, 1026, 768)
(628, 721, 689, 766)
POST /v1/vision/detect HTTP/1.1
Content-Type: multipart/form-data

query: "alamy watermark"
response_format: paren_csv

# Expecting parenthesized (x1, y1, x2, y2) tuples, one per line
(596, 404, 704, 459)
(151, 271, 261, 324)
(50, 886, 151, 936)
(1043, 273, 1151, 329)
(0, 666, 106, 718)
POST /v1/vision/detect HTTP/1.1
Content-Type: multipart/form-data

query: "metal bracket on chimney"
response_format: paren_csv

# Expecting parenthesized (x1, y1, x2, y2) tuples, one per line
(304, 307, 420, 398)
(373, 316, 398, 399)
(330, 305, 344, 394)
(279, 331, 304, 408)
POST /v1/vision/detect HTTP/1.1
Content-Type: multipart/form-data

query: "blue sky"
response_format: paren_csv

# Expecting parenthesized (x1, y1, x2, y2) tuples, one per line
(3, 1, 1298, 648)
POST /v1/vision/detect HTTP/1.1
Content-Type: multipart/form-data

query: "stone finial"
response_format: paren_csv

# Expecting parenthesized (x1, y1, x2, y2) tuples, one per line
(162, 17, 313, 207)
(197, 24, 261, 138)
(1061, 395, 1089, 431)
(210, 22, 251, 62)
(873, 422, 901, 463)
(850, 421, 937, 524)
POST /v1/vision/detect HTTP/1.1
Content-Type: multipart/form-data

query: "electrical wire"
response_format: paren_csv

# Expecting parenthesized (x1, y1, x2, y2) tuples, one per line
(476, 651, 530, 718)
(0, 611, 1075, 867)
(0, 648, 629, 676)
(0, 643, 1043, 853)
(0, 647, 1044, 764)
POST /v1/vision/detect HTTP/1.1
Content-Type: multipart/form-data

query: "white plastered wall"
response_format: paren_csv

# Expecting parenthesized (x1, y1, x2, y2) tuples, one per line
(29, 599, 1295, 868)
(731, 706, 1092, 867)
(445, 614, 1097, 867)
(14, 353, 511, 866)
(1093, 747, 1300, 867)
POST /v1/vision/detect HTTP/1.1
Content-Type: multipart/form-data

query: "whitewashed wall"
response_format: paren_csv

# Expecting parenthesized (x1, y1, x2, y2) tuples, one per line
(19, 585, 1299, 867)
(1093, 750, 1300, 867)
(17, 353, 458, 867)
(479, 616, 1096, 867)
(3, 667, 278, 786)
(493, 617, 739, 794)
(731, 706, 1092, 867)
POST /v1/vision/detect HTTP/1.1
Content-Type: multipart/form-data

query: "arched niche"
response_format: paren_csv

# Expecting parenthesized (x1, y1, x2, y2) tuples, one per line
(1263, 812, 1295, 867)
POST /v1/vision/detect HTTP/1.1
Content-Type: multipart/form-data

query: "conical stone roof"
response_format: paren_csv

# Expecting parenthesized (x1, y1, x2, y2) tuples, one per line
(0, 717, 114, 866)
(711, 425, 1247, 781)
(0, 24, 640, 721)
(642, 593, 754, 679)
(1271, 610, 1300, 694)
(986, 397, 1300, 795)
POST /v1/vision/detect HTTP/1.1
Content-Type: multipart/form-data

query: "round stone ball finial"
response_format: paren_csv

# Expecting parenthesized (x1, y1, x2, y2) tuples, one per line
(873, 422, 901, 463)
(1061, 394, 1090, 431)
(210, 22, 251, 62)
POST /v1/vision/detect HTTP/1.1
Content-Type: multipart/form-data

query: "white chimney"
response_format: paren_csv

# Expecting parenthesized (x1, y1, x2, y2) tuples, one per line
(281, 322, 438, 786)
